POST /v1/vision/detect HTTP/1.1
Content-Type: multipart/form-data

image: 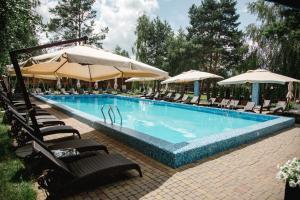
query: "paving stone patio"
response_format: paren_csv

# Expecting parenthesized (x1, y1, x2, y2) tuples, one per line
(34, 100, 300, 200)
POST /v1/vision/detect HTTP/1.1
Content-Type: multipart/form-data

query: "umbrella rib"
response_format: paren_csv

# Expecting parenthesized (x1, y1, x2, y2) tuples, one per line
(88, 65, 92, 82)
(54, 58, 68, 74)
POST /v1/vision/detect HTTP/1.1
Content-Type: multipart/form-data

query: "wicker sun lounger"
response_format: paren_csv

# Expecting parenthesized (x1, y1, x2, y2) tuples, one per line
(0, 92, 66, 127)
(13, 116, 108, 159)
(9, 105, 81, 145)
(34, 141, 142, 197)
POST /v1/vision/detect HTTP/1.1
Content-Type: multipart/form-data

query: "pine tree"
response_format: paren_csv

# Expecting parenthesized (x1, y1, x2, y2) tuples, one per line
(187, 0, 243, 75)
(47, 0, 108, 47)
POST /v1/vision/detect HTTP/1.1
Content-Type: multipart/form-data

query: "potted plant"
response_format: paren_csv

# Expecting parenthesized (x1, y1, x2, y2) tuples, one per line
(276, 158, 300, 200)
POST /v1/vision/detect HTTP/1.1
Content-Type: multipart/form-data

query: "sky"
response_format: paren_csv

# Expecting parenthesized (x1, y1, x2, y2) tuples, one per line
(37, 0, 258, 54)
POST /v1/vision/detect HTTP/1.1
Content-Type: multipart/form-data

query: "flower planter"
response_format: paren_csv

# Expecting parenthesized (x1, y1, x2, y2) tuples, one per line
(284, 182, 300, 200)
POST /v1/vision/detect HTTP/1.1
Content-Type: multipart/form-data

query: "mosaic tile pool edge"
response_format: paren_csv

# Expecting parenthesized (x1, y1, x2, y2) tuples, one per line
(34, 94, 295, 168)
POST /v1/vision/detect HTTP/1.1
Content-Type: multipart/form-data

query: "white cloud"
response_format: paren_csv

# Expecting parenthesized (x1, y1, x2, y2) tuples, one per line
(36, 0, 158, 54)
(36, 0, 57, 23)
(95, 0, 159, 53)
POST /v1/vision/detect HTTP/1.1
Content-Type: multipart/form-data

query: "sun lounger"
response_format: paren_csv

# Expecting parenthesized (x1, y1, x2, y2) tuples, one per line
(60, 88, 69, 95)
(177, 94, 190, 103)
(188, 96, 199, 105)
(34, 88, 44, 95)
(237, 101, 256, 112)
(163, 92, 174, 101)
(140, 90, 153, 98)
(226, 100, 239, 109)
(216, 99, 230, 108)
(148, 92, 160, 100)
(268, 101, 287, 114)
(34, 141, 142, 197)
(9, 105, 81, 145)
(69, 88, 79, 95)
(12, 113, 108, 159)
(171, 93, 182, 102)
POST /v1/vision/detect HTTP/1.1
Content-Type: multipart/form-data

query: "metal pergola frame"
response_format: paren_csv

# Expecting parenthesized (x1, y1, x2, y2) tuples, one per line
(9, 36, 88, 137)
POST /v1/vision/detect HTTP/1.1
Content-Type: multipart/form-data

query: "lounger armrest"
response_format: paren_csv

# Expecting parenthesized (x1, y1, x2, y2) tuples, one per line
(40, 125, 81, 138)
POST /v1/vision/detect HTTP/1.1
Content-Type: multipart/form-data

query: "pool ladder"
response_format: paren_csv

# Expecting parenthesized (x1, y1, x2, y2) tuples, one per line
(101, 105, 123, 126)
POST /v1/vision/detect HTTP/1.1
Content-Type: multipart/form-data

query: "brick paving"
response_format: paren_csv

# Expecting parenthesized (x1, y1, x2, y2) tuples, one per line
(34, 100, 300, 200)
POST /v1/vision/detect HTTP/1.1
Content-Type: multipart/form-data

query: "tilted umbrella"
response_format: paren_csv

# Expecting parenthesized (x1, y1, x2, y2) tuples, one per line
(21, 45, 168, 82)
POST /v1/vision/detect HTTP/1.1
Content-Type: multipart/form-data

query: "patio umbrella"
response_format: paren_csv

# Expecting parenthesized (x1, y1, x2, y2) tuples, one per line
(114, 78, 118, 90)
(94, 81, 98, 90)
(7, 66, 57, 80)
(56, 77, 61, 89)
(125, 76, 169, 83)
(218, 69, 300, 85)
(21, 45, 168, 82)
(76, 80, 81, 89)
(286, 82, 294, 100)
(161, 70, 223, 84)
(218, 69, 300, 106)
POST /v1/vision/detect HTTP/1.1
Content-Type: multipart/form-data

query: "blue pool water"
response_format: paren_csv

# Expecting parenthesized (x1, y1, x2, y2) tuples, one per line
(42, 95, 274, 144)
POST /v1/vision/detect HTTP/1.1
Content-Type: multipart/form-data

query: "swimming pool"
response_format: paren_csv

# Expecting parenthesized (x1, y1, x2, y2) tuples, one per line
(36, 94, 294, 168)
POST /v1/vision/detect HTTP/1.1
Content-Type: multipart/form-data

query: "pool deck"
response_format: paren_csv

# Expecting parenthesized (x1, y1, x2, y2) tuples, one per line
(33, 99, 300, 200)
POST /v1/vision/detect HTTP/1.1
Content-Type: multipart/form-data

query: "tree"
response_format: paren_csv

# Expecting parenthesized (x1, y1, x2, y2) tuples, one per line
(114, 45, 129, 58)
(165, 28, 193, 75)
(47, 0, 108, 47)
(187, 0, 243, 76)
(0, 0, 41, 72)
(134, 15, 173, 70)
(246, 0, 300, 79)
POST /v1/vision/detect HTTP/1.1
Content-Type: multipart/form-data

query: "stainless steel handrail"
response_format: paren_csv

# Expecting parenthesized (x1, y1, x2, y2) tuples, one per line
(115, 106, 122, 126)
(109, 105, 116, 123)
(101, 105, 106, 123)
(107, 106, 114, 125)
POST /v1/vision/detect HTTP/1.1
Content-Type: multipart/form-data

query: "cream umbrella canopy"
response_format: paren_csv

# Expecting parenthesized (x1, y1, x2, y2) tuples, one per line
(7, 66, 57, 80)
(218, 69, 300, 85)
(21, 45, 168, 81)
(161, 70, 223, 84)
(218, 69, 300, 106)
(125, 76, 169, 83)
(161, 70, 223, 96)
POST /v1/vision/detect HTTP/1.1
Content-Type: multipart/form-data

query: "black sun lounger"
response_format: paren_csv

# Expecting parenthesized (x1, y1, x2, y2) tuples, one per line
(34, 141, 142, 197)
(13, 116, 108, 159)
(9, 105, 81, 145)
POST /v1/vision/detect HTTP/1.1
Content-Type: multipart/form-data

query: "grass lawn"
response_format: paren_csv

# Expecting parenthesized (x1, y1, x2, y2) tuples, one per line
(0, 111, 36, 200)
